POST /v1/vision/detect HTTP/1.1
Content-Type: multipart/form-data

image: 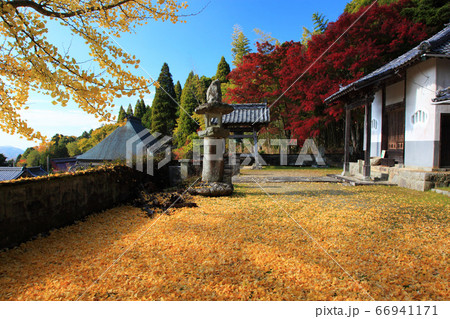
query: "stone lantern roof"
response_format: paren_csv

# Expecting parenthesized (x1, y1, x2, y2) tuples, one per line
(195, 101, 234, 115)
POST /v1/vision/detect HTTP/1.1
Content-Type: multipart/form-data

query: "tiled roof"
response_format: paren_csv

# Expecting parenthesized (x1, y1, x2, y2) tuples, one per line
(27, 166, 48, 177)
(77, 116, 157, 161)
(0, 166, 47, 181)
(433, 87, 450, 103)
(0, 167, 26, 181)
(211, 103, 270, 125)
(325, 25, 450, 103)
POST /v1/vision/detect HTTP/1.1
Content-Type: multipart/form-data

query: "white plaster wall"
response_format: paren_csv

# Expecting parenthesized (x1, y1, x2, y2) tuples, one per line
(386, 80, 404, 105)
(370, 90, 382, 157)
(405, 59, 437, 168)
(436, 58, 450, 91)
(434, 59, 450, 143)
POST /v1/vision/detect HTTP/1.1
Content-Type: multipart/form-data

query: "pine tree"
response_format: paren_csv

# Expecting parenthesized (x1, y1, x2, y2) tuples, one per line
(117, 106, 127, 122)
(175, 71, 200, 148)
(215, 56, 231, 83)
(126, 104, 134, 116)
(151, 63, 177, 136)
(134, 98, 146, 119)
(231, 25, 251, 67)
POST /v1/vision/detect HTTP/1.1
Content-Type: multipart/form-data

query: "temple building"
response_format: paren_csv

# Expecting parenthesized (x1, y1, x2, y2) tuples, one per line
(325, 25, 450, 190)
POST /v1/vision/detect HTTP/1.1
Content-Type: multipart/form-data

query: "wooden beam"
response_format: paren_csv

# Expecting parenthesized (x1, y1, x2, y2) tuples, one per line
(346, 96, 373, 111)
(363, 97, 372, 179)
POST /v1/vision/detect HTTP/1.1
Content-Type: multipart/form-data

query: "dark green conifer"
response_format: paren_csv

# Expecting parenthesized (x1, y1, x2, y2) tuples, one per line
(174, 81, 182, 104)
(215, 56, 231, 83)
(134, 99, 146, 119)
(117, 106, 127, 122)
(142, 107, 152, 130)
(175, 71, 201, 148)
(126, 104, 133, 116)
(151, 63, 177, 136)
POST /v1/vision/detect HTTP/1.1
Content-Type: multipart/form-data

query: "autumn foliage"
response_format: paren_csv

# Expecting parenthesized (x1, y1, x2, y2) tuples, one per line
(226, 0, 428, 144)
(0, 178, 448, 300)
(0, 0, 188, 141)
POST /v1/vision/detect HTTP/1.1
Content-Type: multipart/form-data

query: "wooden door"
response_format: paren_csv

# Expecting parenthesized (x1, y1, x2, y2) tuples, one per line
(440, 114, 450, 167)
(386, 103, 405, 163)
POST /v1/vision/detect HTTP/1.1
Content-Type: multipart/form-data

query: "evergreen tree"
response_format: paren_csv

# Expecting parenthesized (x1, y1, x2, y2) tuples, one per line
(345, 0, 397, 13)
(215, 56, 231, 83)
(134, 98, 146, 119)
(198, 76, 212, 103)
(345, 0, 449, 35)
(175, 71, 200, 148)
(151, 63, 177, 136)
(312, 12, 329, 33)
(302, 12, 329, 45)
(401, 0, 450, 34)
(174, 81, 182, 104)
(126, 104, 133, 116)
(117, 106, 127, 122)
(80, 131, 90, 139)
(174, 81, 183, 118)
(231, 25, 251, 67)
(0, 153, 7, 166)
(142, 107, 152, 130)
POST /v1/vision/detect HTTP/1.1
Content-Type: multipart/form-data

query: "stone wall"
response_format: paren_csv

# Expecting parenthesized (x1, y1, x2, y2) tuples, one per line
(0, 165, 157, 249)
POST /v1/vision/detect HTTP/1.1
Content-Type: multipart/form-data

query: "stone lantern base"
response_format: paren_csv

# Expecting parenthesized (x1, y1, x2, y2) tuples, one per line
(188, 182, 233, 197)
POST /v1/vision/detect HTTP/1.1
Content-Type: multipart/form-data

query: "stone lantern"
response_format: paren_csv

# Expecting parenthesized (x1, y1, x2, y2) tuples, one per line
(192, 80, 234, 196)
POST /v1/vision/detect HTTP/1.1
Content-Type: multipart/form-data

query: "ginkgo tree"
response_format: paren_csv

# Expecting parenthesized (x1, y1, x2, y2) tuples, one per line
(0, 0, 188, 141)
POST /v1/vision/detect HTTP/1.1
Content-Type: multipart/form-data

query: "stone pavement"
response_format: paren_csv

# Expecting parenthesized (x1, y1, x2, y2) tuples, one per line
(232, 168, 397, 186)
(233, 175, 339, 183)
(232, 168, 340, 184)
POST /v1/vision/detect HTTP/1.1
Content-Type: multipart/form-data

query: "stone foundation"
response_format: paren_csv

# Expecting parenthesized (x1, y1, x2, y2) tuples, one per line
(348, 161, 450, 191)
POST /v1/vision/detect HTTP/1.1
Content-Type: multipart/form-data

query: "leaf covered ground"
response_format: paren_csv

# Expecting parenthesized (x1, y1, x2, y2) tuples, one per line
(0, 182, 448, 300)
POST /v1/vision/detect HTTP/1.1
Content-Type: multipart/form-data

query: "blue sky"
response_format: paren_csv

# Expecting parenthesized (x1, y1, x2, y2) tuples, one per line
(1, 0, 350, 150)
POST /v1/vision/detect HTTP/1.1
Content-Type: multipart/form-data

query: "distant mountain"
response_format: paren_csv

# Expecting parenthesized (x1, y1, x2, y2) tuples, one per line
(0, 146, 24, 160)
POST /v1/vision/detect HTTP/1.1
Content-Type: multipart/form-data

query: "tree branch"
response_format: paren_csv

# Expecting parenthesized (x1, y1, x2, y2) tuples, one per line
(2, 0, 132, 18)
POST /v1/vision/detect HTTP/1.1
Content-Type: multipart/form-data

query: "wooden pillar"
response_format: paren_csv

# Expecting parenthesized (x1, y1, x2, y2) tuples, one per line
(344, 107, 351, 175)
(381, 85, 388, 151)
(253, 128, 259, 168)
(363, 97, 372, 180)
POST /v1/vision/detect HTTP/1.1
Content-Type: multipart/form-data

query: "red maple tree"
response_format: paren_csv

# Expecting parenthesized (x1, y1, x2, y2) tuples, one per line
(226, 0, 428, 147)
